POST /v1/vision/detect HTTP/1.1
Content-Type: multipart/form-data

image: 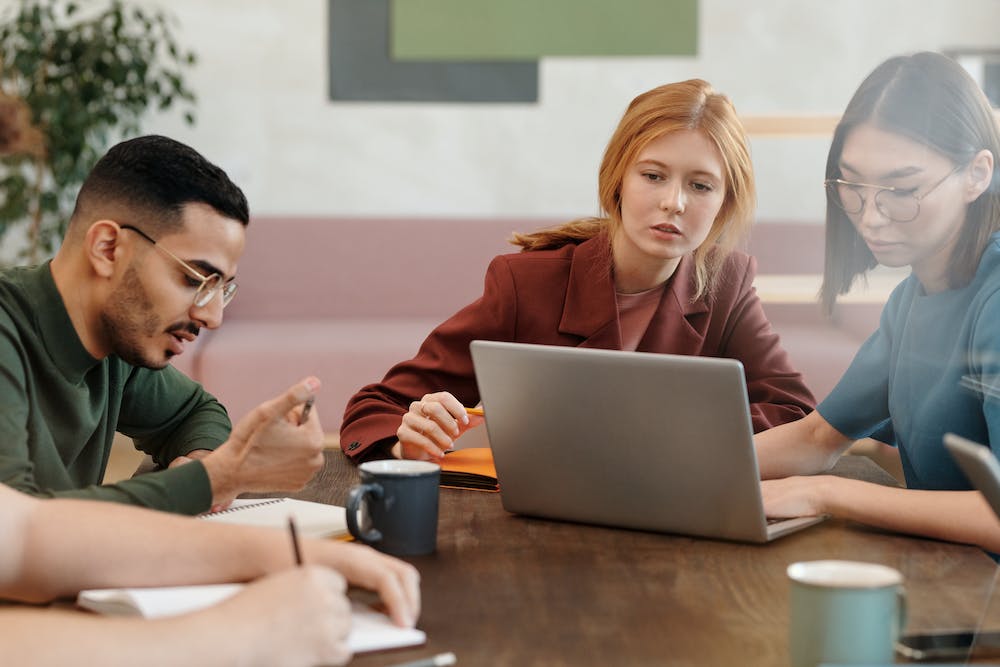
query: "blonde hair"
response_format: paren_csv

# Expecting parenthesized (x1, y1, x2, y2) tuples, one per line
(512, 79, 756, 300)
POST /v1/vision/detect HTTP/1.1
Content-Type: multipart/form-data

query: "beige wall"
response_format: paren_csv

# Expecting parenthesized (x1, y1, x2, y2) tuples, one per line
(4, 0, 999, 223)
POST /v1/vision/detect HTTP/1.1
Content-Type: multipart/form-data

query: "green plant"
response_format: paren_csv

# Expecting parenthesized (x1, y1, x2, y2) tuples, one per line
(0, 0, 197, 263)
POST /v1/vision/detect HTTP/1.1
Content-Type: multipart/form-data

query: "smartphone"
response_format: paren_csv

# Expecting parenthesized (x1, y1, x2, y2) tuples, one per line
(896, 630, 1000, 660)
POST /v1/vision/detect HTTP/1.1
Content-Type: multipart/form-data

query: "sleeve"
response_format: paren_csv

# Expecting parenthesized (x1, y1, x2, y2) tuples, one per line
(816, 301, 896, 439)
(16, 463, 214, 515)
(340, 255, 518, 461)
(117, 364, 232, 467)
(968, 289, 1000, 456)
(0, 320, 215, 514)
(717, 256, 816, 432)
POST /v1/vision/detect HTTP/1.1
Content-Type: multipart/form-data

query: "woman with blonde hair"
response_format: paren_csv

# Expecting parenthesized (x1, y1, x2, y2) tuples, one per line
(342, 79, 815, 462)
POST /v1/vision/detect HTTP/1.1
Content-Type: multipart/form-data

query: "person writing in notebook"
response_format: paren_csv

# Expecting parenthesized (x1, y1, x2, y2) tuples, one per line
(0, 134, 324, 513)
(756, 52, 1000, 553)
(341, 79, 816, 462)
(0, 483, 420, 666)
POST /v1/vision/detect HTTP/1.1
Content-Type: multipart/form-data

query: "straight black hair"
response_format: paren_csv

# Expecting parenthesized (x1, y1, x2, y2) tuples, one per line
(821, 52, 1000, 313)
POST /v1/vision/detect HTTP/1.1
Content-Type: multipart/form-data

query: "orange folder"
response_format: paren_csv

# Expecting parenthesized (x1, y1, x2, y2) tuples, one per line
(440, 447, 498, 492)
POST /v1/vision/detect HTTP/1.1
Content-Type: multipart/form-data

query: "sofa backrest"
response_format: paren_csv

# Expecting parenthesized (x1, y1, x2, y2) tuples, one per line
(225, 217, 838, 320)
(745, 221, 826, 274)
(226, 217, 559, 320)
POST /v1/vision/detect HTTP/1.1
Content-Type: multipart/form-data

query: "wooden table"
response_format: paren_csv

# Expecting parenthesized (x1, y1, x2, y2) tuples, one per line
(290, 453, 1000, 666)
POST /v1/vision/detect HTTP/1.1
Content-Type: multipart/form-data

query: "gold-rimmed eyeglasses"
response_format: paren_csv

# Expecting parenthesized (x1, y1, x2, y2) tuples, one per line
(120, 224, 238, 308)
(823, 164, 964, 223)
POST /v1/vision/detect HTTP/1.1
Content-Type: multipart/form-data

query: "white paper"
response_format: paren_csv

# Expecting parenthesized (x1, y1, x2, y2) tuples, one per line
(77, 584, 425, 653)
(199, 498, 348, 539)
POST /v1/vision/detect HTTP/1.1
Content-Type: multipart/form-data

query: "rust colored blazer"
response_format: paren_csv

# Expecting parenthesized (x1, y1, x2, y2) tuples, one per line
(340, 234, 815, 461)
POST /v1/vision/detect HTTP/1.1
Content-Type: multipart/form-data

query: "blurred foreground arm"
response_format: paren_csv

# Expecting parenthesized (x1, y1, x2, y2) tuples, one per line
(0, 485, 420, 626)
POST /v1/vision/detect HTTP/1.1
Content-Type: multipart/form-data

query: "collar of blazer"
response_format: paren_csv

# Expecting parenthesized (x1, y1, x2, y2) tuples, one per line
(557, 232, 710, 350)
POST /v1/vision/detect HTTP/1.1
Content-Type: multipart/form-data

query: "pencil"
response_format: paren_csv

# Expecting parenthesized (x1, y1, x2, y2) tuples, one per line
(387, 652, 457, 667)
(465, 406, 484, 416)
(298, 396, 315, 426)
(288, 517, 304, 566)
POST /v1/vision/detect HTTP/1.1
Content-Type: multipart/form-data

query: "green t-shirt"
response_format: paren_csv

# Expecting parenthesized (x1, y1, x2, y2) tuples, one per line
(0, 262, 232, 514)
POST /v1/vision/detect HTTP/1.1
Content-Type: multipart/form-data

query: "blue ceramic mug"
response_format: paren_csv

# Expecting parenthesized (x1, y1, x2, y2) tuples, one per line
(346, 460, 440, 556)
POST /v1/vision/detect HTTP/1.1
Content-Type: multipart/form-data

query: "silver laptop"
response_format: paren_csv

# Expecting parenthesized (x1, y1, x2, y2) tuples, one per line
(469, 340, 824, 543)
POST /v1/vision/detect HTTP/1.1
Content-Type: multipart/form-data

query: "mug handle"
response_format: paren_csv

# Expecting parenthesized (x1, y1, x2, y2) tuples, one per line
(346, 482, 384, 545)
(896, 585, 909, 640)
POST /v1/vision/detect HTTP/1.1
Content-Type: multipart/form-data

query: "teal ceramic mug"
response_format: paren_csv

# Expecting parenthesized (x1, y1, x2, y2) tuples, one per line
(787, 560, 906, 667)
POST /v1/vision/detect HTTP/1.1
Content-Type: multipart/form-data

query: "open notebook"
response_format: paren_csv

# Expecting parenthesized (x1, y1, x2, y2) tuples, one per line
(77, 584, 425, 653)
(200, 498, 348, 539)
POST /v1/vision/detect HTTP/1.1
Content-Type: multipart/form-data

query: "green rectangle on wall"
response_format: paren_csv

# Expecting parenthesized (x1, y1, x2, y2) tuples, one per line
(390, 0, 698, 60)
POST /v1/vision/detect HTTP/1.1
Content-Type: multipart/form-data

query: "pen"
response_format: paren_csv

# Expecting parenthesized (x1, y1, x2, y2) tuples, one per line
(288, 516, 303, 566)
(298, 396, 315, 426)
(387, 652, 457, 667)
(464, 406, 484, 416)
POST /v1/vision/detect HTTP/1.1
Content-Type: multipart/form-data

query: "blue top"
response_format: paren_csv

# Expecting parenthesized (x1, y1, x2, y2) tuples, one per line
(819, 232, 1000, 490)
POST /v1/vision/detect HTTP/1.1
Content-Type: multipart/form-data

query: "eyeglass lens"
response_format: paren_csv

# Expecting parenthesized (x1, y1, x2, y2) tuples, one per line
(193, 275, 237, 308)
(828, 183, 920, 222)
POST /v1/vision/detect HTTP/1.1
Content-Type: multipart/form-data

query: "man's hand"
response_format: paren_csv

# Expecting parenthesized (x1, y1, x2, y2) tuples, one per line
(167, 449, 212, 469)
(201, 377, 325, 506)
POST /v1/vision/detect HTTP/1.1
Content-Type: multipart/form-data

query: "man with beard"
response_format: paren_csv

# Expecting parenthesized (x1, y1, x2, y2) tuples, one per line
(0, 135, 326, 514)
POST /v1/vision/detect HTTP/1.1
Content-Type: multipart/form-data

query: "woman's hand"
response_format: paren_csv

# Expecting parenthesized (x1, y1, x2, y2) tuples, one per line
(394, 392, 484, 460)
(760, 475, 838, 518)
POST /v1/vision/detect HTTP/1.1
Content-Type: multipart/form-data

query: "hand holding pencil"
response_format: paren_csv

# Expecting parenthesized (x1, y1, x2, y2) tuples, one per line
(394, 392, 485, 461)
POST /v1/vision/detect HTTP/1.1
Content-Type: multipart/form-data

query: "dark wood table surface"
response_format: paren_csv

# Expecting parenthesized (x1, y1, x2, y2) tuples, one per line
(285, 452, 1000, 667)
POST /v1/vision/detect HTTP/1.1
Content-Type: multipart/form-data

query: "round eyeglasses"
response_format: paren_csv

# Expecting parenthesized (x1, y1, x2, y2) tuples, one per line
(823, 164, 964, 223)
(120, 224, 238, 308)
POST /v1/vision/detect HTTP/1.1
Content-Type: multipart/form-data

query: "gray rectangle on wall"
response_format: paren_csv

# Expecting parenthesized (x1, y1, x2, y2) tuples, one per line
(328, 0, 538, 103)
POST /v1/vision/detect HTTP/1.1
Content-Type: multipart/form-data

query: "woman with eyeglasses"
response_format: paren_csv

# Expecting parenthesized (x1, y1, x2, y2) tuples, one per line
(341, 79, 816, 463)
(756, 51, 1000, 552)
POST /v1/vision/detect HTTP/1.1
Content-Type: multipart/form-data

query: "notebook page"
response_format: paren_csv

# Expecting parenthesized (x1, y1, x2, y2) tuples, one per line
(200, 498, 348, 539)
(77, 585, 425, 653)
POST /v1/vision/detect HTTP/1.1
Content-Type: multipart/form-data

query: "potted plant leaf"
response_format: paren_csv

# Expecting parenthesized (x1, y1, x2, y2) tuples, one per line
(0, 0, 197, 264)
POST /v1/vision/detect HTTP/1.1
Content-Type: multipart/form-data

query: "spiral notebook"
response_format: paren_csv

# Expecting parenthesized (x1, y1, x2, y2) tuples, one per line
(200, 498, 348, 539)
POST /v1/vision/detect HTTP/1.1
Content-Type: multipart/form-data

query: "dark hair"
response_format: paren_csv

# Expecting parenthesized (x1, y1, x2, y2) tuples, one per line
(70, 135, 249, 236)
(821, 51, 1000, 312)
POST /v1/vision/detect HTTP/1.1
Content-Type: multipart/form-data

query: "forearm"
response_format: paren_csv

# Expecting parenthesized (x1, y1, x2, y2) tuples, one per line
(755, 412, 850, 479)
(28, 463, 213, 515)
(8, 498, 295, 602)
(2, 608, 248, 667)
(821, 478, 1000, 553)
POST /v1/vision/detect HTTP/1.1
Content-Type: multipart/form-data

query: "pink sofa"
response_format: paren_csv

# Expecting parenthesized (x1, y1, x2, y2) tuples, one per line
(172, 218, 539, 429)
(746, 222, 884, 401)
(173, 218, 883, 431)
